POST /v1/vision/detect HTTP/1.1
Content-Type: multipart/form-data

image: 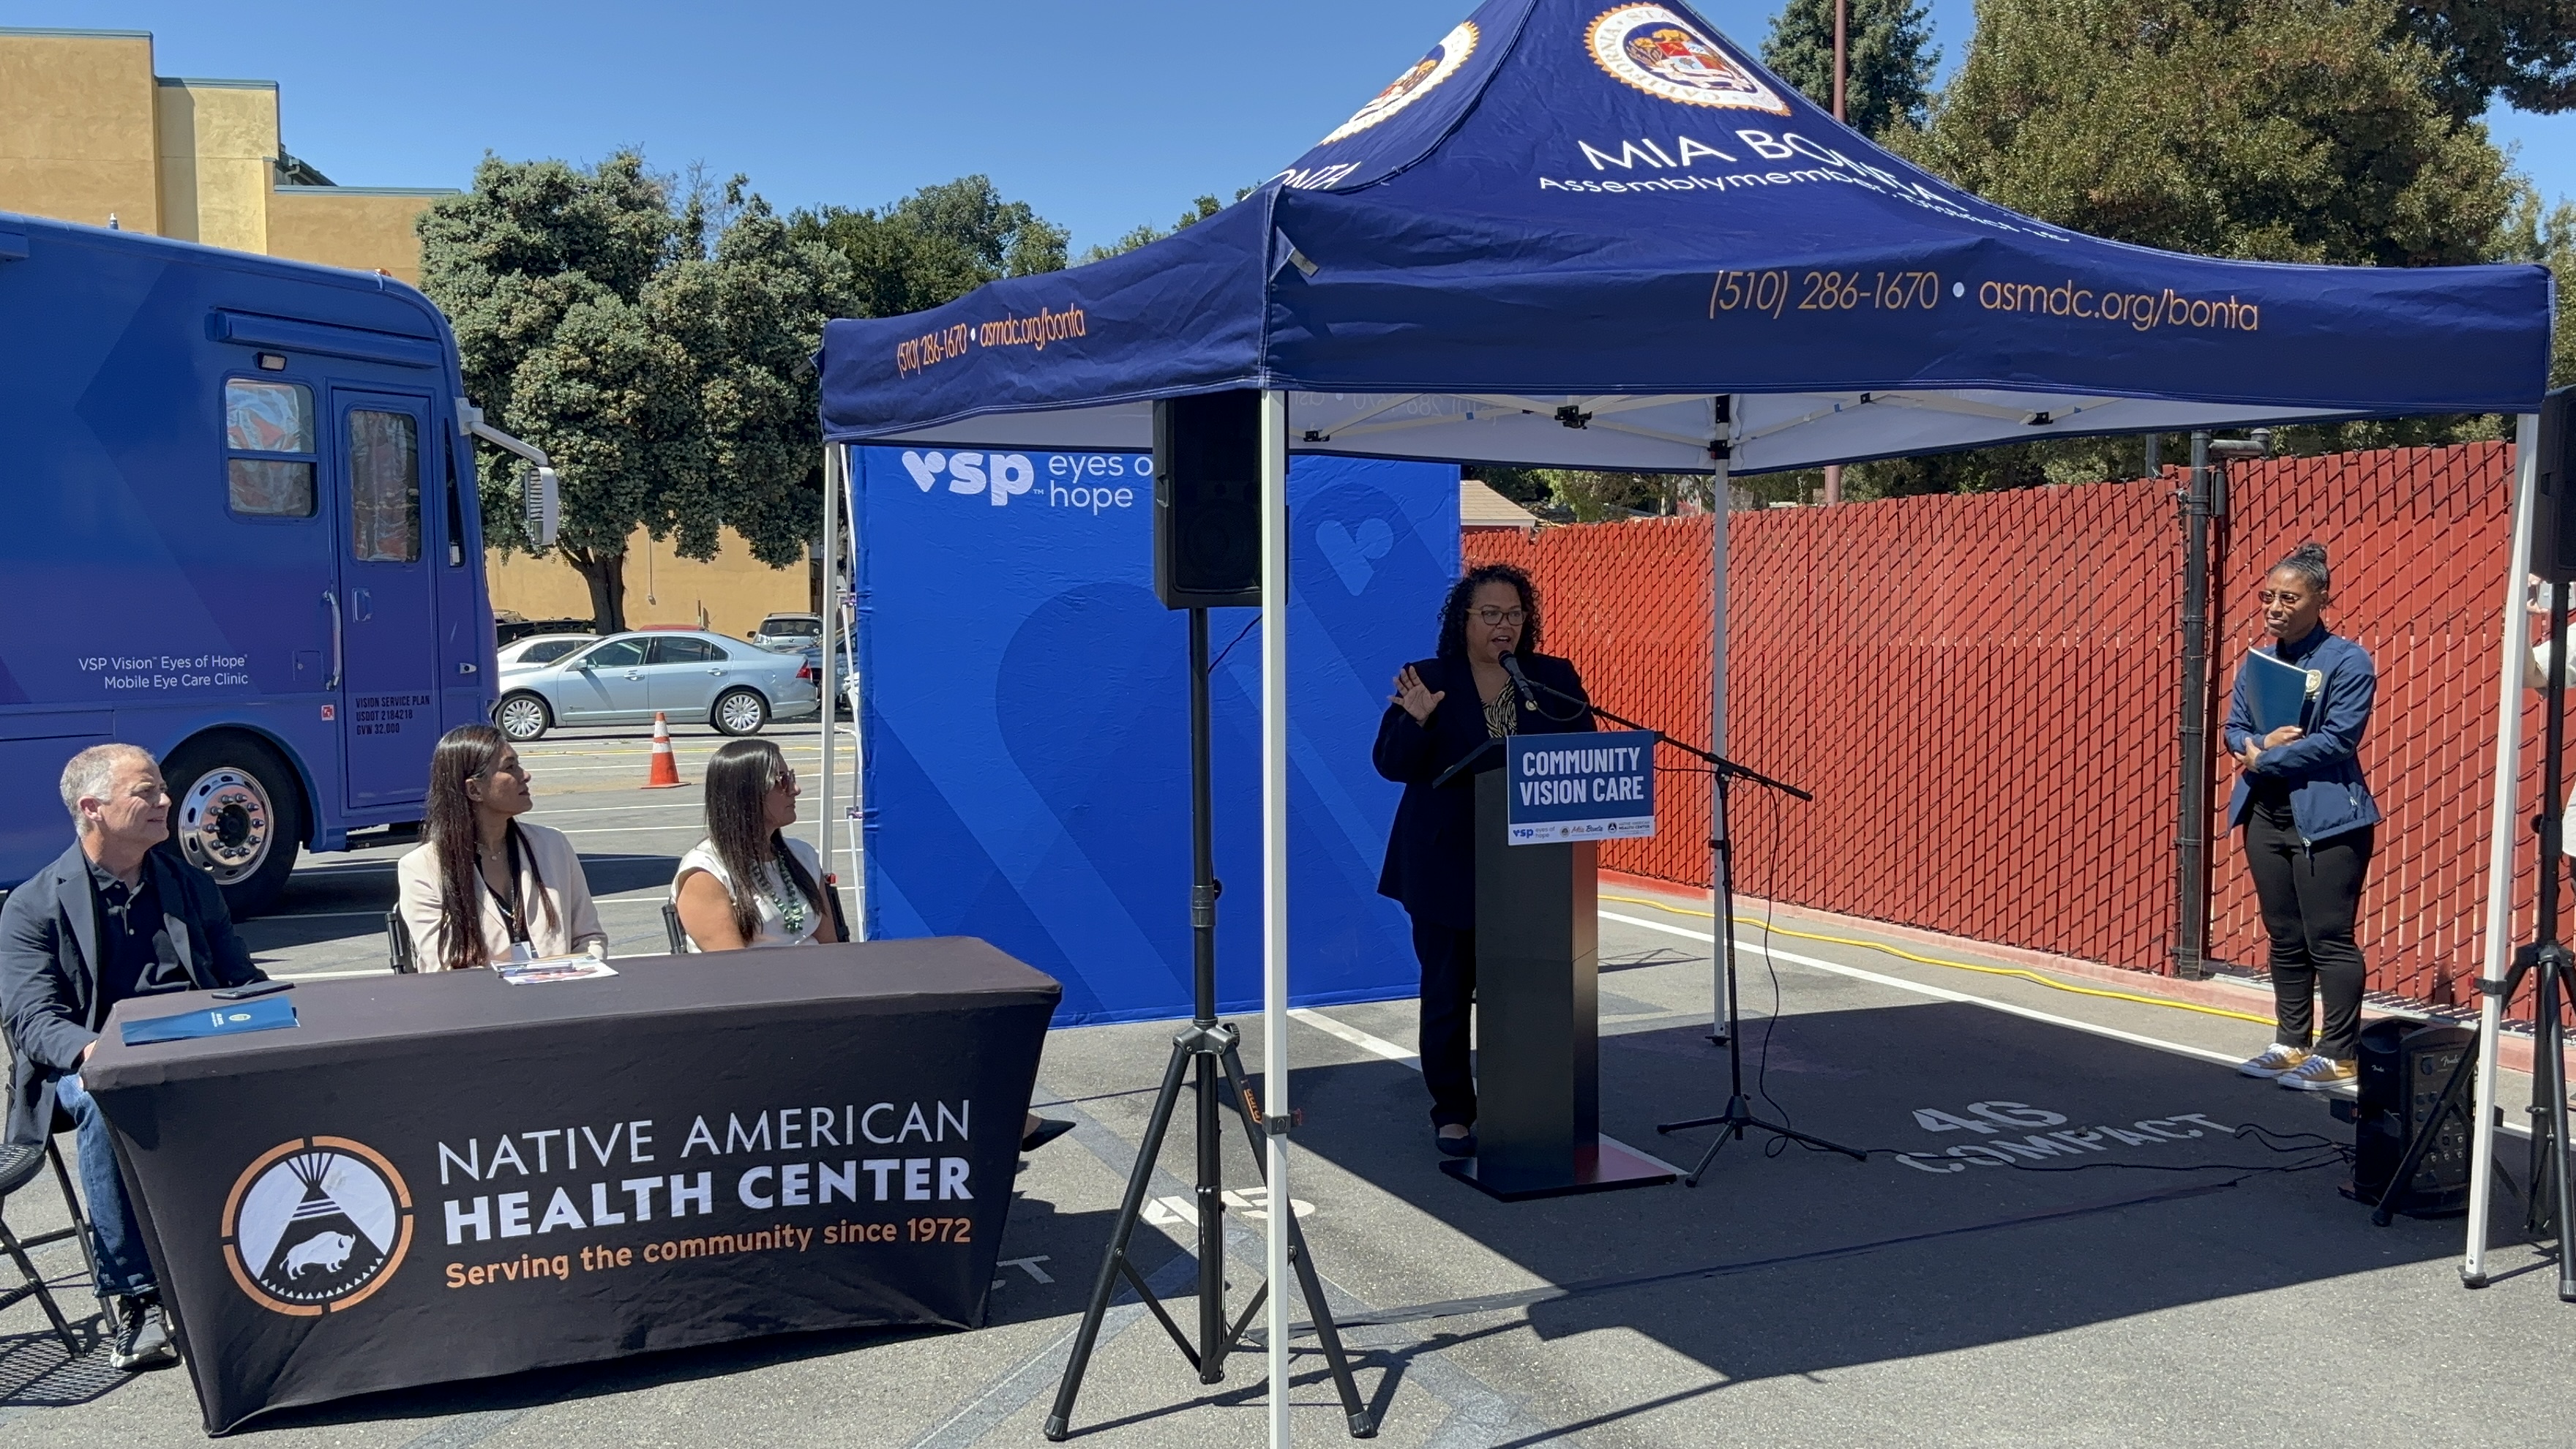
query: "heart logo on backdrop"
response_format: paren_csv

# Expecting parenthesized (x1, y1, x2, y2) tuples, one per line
(1316, 517, 1394, 594)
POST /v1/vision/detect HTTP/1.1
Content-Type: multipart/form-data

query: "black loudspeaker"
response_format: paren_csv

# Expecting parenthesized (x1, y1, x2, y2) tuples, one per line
(2531, 386, 2576, 583)
(1153, 391, 1262, 610)
(2348, 1018, 2474, 1217)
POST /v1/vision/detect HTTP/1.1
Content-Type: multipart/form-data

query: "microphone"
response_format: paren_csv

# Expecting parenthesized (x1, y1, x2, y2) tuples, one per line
(1498, 651, 1537, 711)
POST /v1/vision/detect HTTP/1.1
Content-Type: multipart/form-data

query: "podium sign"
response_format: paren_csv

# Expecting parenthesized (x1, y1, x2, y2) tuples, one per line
(1505, 730, 1656, 845)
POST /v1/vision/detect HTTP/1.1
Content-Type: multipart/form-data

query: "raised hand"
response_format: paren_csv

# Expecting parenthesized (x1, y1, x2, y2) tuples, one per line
(1392, 665, 1445, 724)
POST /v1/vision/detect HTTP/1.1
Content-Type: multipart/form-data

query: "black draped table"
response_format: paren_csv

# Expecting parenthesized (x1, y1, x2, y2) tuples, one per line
(82, 939, 1060, 1434)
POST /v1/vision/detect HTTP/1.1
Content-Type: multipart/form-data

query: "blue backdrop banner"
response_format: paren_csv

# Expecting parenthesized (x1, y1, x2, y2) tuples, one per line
(852, 446, 1460, 1025)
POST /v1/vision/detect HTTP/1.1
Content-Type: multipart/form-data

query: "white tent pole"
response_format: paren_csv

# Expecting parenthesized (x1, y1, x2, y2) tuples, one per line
(1710, 400, 1735, 1036)
(1259, 389, 1292, 1448)
(818, 442, 842, 918)
(2466, 411, 2542, 1284)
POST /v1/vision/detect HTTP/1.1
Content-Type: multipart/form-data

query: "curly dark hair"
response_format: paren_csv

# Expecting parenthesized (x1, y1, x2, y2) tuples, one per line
(1435, 563, 1543, 660)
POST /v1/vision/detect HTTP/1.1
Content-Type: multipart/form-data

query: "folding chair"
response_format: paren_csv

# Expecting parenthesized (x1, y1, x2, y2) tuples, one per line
(386, 910, 416, 973)
(662, 902, 689, 955)
(0, 1140, 86, 1352)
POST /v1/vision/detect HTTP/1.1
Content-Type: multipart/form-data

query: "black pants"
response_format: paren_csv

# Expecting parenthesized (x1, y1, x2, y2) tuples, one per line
(2243, 810, 2373, 1061)
(1411, 918, 1477, 1128)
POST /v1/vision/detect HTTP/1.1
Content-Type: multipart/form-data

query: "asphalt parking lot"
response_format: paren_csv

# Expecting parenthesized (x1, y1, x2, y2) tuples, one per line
(2, 723, 2573, 1445)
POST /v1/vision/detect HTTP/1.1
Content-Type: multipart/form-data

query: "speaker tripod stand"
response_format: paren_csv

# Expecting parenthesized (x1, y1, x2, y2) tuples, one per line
(1044, 610, 1374, 1440)
(2386, 581, 2575, 1300)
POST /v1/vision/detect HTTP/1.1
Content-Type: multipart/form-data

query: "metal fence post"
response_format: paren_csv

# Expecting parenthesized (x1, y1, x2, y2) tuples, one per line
(2174, 431, 2215, 978)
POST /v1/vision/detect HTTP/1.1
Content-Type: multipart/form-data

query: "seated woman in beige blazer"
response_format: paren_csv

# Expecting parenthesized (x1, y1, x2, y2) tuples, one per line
(396, 724, 605, 969)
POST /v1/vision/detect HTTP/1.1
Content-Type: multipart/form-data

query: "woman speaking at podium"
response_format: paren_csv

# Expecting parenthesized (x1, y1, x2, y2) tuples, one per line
(1374, 564, 1595, 1158)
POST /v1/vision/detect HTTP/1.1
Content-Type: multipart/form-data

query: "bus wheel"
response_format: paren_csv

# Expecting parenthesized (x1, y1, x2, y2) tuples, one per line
(163, 735, 305, 920)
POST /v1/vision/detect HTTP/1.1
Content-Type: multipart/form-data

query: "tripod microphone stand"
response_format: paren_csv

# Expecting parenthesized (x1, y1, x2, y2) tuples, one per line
(2384, 582, 2576, 1300)
(1044, 610, 1374, 1441)
(1503, 670, 1862, 1186)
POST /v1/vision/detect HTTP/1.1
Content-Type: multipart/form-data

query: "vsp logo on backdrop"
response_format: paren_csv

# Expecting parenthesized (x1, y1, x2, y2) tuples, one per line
(222, 1137, 416, 1315)
(900, 450, 1145, 514)
(854, 446, 1459, 1024)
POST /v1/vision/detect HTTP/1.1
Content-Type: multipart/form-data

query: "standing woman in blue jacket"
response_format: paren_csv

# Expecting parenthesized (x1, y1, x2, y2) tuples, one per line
(1374, 564, 1595, 1156)
(2225, 542, 2382, 1090)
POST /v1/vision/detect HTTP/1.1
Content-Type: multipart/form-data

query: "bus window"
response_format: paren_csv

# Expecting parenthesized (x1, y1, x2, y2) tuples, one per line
(224, 379, 315, 517)
(349, 409, 419, 562)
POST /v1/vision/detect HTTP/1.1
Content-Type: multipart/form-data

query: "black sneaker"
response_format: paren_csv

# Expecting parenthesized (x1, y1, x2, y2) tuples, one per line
(108, 1294, 175, 1371)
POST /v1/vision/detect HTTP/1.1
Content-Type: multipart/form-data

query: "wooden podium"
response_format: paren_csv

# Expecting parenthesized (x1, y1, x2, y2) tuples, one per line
(1439, 765, 1677, 1200)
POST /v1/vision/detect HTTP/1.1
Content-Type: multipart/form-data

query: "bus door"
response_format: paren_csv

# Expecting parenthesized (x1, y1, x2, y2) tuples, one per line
(329, 389, 442, 809)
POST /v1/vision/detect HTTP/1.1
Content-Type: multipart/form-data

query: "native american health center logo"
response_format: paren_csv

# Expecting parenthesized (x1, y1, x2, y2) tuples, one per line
(222, 1138, 416, 1315)
(1587, 4, 1791, 114)
(899, 449, 1142, 514)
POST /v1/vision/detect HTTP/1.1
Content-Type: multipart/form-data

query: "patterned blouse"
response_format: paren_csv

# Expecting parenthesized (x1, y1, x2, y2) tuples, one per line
(1483, 678, 1519, 738)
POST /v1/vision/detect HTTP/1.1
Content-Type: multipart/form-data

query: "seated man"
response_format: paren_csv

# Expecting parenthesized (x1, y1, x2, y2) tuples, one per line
(0, 744, 263, 1370)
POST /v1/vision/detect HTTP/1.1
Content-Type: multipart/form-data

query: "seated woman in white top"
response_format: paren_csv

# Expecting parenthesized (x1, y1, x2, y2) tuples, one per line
(397, 724, 606, 970)
(672, 739, 841, 951)
(671, 740, 1070, 1152)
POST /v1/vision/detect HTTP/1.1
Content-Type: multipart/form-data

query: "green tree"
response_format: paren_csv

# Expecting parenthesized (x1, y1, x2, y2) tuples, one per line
(1761, 0, 1940, 138)
(1892, 0, 2518, 269)
(2395, 1, 2576, 119)
(787, 175, 1068, 317)
(420, 154, 853, 629)
(1079, 189, 1251, 263)
(2496, 187, 2576, 386)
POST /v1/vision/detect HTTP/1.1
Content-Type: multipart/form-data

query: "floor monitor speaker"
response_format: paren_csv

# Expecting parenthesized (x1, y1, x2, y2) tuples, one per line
(2351, 1017, 2474, 1217)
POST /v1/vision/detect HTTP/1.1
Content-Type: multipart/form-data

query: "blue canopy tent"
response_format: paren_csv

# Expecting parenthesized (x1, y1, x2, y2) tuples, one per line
(815, 0, 2554, 1435)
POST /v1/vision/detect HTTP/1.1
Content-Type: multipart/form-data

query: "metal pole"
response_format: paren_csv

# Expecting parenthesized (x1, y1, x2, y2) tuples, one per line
(1710, 397, 1735, 1039)
(818, 443, 842, 918)
(1188, 607, 1226, 1378)
(2466, 412, 2543, 1285)
(2174, 432, 2213, 979)
(1258, 389, 1292, 1449)
(1832, 0, 1847, 120)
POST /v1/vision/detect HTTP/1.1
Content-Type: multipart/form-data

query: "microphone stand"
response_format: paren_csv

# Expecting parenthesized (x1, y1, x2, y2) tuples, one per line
(1505, 669, 1863, 1185)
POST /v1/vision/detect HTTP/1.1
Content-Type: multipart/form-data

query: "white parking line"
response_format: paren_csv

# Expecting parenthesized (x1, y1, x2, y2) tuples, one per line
(1598, 910, 2246, 1070)
(1286, 1007, 1682, 1175)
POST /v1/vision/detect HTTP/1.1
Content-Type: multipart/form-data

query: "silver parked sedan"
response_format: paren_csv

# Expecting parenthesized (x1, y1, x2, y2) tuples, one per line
(493, 629, 820, 741)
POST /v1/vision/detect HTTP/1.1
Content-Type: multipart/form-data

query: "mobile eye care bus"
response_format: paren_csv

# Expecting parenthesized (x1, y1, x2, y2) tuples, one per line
(0, 211, 555, 916)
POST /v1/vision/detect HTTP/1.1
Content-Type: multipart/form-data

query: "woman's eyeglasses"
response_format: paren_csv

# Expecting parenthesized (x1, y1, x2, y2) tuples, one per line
(773, 770, 799, 793)
(1472, 607, 1527, 626)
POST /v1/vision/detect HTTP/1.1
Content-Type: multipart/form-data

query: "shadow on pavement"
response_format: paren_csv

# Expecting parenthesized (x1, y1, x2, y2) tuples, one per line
(1284, 995, 2481, 1420)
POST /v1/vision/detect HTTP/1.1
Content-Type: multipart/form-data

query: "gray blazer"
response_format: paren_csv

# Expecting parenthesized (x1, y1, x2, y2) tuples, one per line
(0, 841, 263, 1145)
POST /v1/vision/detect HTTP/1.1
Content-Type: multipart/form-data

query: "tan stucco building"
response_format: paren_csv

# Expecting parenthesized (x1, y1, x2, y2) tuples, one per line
(0, 26, 452, 282)
(487, 530, 819, 641)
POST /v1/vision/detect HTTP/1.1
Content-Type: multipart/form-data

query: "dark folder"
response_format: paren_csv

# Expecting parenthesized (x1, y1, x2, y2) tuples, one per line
(2241, 648, 2313, 735)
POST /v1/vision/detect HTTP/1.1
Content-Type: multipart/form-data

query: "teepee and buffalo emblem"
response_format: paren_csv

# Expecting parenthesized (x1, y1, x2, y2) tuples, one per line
(221, 1138, 413, 1315)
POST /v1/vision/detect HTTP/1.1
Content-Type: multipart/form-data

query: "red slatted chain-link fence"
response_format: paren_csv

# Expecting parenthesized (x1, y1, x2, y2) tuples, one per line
(1467, 443, 2537, 999)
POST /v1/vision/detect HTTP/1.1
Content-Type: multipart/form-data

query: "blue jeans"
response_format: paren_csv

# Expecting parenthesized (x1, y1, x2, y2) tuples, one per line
(52, 1073, 154, 1299)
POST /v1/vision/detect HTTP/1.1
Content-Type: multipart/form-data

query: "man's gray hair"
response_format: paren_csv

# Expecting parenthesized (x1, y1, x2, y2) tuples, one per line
(61, 744, 154, 836)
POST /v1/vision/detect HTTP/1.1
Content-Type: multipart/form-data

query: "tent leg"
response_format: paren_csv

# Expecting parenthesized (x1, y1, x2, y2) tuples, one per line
(1259, 389, 1293, 1449)
(819, 443, 842, 918)
(1710, 400, 1734, 1043)
(2467, 413, 2543, 1287)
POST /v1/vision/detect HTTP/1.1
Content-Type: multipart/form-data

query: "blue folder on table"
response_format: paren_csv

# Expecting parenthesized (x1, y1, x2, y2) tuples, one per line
(2240, 648, 2314, 735)
(119, 993, 297, 1046)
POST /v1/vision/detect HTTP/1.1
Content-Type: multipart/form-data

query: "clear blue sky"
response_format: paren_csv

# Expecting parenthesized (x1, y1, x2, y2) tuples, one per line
(32, 0, 2576, 252)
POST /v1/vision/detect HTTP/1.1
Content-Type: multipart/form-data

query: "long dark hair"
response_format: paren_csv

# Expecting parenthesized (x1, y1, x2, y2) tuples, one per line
(1435, 563, 1544, 660)
(703, 738, 826, 943)
(426, 724, 553, 971)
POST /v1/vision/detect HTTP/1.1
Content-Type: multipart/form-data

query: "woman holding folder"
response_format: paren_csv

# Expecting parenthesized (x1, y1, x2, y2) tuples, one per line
(1374, 564, 1595, 1157)
(2224, 542, 2381, 1090)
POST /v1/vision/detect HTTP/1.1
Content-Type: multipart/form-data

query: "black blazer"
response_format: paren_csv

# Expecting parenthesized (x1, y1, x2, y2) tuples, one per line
(1374, 652, 1595, 930)
(0, 841, 262, 1145)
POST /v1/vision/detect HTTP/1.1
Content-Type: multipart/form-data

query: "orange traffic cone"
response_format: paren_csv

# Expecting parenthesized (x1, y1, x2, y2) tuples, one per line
(643, 711, 683, 789)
